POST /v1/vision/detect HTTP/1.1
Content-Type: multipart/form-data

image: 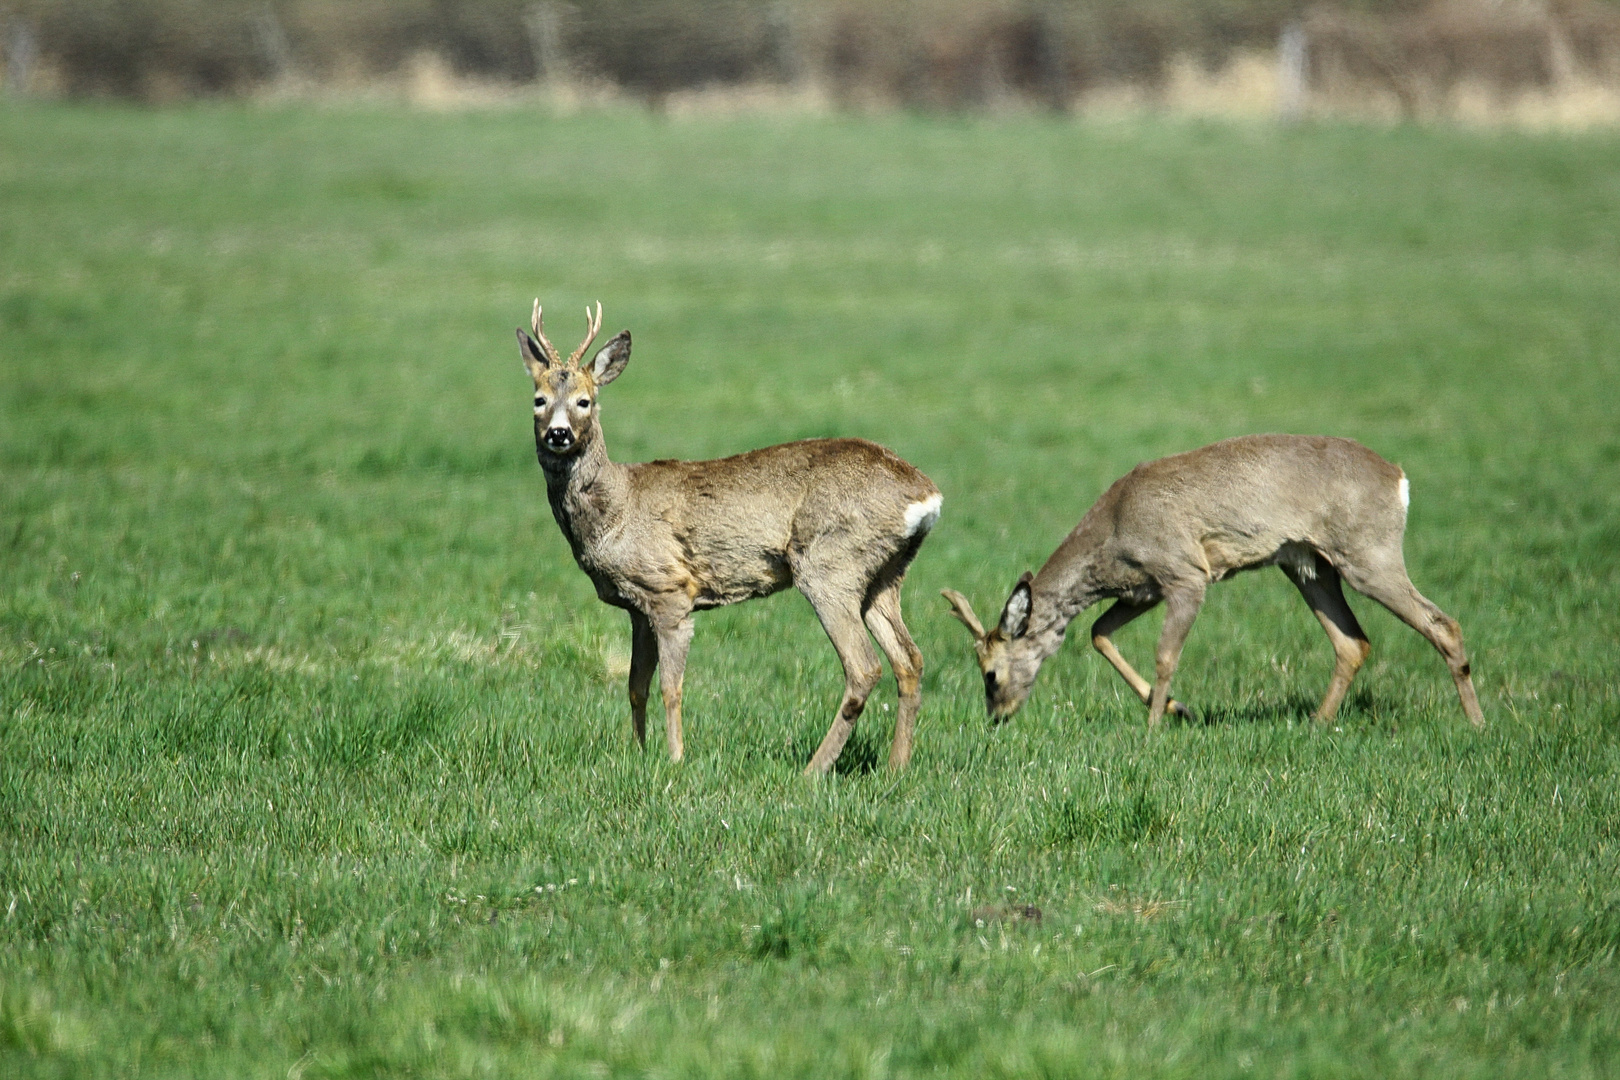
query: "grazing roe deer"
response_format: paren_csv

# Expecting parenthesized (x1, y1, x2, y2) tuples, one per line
(518, 301, 942, 775)
(942, 434, 1484, 727)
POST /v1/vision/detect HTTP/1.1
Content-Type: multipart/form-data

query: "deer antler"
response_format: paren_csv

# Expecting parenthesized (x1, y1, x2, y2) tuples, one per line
(940, 589, 987, 641)
(530, 299, 563, 367)
(568, 301, 603, 368)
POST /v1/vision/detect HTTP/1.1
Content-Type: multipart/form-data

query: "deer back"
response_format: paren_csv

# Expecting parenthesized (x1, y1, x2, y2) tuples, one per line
(611, 438, 938, 605)
(1054, 435, 1407, 589)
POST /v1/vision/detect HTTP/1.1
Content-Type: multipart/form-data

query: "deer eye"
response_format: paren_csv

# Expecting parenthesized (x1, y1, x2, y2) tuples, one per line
(534, 396, 547, 408)
(576, 398, 591, 409)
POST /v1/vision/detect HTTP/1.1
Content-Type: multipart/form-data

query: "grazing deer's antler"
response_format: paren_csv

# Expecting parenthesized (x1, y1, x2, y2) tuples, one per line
(568, 301, 604, 368)
(940, 589, 986, 641)
(530, 299, 563, 367)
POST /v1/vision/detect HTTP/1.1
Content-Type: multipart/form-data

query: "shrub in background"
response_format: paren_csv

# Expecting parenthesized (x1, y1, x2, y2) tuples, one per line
(1, 0, 1617, 107)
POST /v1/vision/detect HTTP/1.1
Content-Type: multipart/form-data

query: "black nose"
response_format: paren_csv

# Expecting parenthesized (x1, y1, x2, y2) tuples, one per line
(544, 427, 573, 449)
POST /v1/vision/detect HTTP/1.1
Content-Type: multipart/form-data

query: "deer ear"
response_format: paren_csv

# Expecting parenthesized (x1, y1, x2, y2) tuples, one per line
(998, 578, 1033, 640)
(518, 328, 550, 378)
(590, 330, 631, 386)
(941, 589, 986, 641)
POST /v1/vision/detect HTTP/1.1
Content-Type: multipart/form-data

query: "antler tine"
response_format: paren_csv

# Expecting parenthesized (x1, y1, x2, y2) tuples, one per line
(568, 300, 604, 368)
(530, 299, 563, 366)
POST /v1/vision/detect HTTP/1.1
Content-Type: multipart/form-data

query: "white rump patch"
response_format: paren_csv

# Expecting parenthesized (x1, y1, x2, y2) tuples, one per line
(903, 494, 942, 537)
(1398, 475, 1410, 511)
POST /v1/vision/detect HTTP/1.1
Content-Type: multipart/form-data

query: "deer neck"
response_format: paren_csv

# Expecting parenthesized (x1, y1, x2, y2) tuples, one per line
(1033, 509, 1120, 626)
(1027, 553, 1107, 647)
(538, 432, 630, 557)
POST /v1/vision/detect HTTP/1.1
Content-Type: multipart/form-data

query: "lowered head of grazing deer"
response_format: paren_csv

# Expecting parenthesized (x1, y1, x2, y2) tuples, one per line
(516, 299, 943, 776)
(944, 434, 1484, 729)
(942, 572, 1048, 722)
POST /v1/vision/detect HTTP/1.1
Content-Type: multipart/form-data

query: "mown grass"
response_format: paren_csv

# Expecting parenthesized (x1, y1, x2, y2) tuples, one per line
(2, 102, 1618, 1077)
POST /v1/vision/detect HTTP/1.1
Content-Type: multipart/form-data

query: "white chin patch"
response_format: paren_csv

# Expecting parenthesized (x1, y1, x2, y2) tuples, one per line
(1398, 476, 1410, 511)
(903, 493, 943, 536)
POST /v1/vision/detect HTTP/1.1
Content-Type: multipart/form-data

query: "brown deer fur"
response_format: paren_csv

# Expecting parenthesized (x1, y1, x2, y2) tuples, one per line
(518, 301, 942, 775)
(942, 434, 1484, 728)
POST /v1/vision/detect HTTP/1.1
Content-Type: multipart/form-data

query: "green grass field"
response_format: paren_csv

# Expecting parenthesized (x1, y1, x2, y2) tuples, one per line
(2, 102, 1619, 1078)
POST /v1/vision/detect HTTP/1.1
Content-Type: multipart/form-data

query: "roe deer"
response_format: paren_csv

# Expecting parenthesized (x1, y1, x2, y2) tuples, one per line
(518, 301, 942, 775)
(941, 434, 1484, 728)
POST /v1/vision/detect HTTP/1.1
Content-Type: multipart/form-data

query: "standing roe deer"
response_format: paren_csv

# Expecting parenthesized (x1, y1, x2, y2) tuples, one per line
(518, 301, 942, 775)
(941, 434, 1484, 727)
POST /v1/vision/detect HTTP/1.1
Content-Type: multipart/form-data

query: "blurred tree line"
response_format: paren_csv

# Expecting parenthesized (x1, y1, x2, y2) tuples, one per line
(2, 0, 1618, 107)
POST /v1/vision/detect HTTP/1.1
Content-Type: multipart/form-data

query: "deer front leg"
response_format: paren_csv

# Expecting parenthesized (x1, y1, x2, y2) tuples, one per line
(652, 613, 694, 761)
(1090, 599, 1193, 719)
(627, 610, 659, 749)
(1148, 584, 1205, 727)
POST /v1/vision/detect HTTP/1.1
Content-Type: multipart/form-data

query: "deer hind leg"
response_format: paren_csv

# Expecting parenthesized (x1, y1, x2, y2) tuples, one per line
(1280, 554, 1371, 723)
(651, 611, 695, 761)
(1340, 557, 1484, 728)
(1148, 582, 1206, 727)
(626, 610, 659, 749)
(1090, 599, 1193, 719)
(800, 584, 883, 777)
(863, 582, 923, 771)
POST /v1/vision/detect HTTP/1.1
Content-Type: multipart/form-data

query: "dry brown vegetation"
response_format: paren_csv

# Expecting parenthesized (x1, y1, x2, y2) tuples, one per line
(3, 0, 1619, 123)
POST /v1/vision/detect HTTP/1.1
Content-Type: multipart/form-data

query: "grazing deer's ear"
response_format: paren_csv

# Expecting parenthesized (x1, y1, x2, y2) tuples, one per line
(941, 589, 986, 641)
(518, 328, 550, 378)
(590, 331, 631, 386)
(998, 577, 1033, 640)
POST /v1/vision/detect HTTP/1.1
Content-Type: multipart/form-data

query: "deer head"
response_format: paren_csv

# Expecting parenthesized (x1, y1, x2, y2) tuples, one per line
(941, 573, 1046, 722)
(517, 299, 631, 456)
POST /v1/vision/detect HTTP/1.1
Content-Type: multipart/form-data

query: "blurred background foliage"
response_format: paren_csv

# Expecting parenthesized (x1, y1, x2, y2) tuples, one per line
(2, 0, 1619, 112)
